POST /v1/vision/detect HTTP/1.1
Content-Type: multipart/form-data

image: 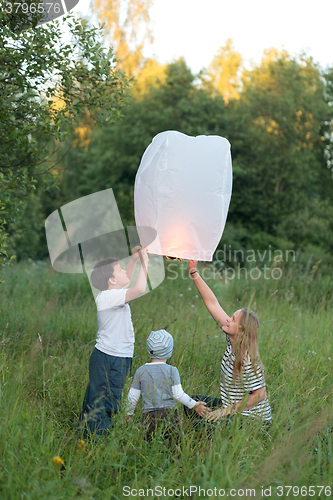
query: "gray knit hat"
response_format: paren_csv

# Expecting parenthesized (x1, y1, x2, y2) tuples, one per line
(146, 330, 173, 360)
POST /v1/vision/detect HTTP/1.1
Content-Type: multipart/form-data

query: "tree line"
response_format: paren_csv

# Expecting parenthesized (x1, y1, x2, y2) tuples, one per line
(1, 5, 333, 278)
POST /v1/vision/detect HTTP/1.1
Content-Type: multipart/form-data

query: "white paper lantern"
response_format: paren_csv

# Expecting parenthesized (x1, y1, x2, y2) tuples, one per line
(134, 131, 232, 261)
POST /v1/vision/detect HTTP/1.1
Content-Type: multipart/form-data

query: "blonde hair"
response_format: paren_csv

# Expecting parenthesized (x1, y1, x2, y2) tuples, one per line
(233, 308, 263, 381)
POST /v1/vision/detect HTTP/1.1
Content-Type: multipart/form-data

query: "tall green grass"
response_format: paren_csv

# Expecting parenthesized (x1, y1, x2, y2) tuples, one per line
(0, 260, 332, 499)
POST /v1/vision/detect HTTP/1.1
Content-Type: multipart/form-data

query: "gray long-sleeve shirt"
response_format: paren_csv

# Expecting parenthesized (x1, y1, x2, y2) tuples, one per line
(126, 362, 197, 414)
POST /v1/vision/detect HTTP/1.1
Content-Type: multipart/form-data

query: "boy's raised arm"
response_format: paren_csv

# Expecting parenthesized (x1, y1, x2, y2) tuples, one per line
(124, 246, 142, 284)
(125, 249, 149, 303)
(189, 260, 229, 328)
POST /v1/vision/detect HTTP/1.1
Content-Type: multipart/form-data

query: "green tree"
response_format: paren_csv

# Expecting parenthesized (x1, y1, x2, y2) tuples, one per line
(323, 66, 333, 187)
(0, 9, 129, 281)
(227, 50, 330, 235)
(131, 58, 166, 98)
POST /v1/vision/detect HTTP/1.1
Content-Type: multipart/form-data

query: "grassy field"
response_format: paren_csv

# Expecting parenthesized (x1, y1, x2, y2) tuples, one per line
(0, 259, 332, 499)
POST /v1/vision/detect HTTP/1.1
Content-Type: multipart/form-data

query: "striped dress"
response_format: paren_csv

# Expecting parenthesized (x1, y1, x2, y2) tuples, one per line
(220, 336, 272, 421)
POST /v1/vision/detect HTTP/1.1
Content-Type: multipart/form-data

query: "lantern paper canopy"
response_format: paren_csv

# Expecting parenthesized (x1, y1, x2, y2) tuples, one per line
(134, 131, 232, 261)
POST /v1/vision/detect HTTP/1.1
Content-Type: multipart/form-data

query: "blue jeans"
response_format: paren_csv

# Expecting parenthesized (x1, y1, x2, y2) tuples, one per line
(80, 348, 132, 435)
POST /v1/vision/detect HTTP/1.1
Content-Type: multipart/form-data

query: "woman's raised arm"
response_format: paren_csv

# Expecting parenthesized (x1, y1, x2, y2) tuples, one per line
(189, 260, 229, 329)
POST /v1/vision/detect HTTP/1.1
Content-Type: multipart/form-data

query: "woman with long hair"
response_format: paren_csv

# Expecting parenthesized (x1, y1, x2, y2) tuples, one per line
(188, 260, 272, 425)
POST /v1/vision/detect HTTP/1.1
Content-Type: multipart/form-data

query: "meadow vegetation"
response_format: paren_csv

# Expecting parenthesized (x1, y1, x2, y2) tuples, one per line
(2, 4, 332, 498)
(0, 260, 332, 499)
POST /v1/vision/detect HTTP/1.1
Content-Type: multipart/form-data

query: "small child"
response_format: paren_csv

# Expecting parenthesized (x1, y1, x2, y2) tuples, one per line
(126, 329, 207, 441)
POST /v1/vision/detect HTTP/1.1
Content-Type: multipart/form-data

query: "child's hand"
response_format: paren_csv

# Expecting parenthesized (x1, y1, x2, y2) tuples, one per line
(125, 416, 131, 423)
(194, 401, 208, 418)
(188, 260, 197, 274)
(131, 246, 142, 261)
(205, 407, 226, 422)
(139, 248, 149, 267)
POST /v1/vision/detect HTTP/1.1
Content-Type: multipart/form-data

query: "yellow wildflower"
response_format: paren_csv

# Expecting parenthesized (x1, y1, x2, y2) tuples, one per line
(52, 456, 64, 468)
(76, 440, 87, 455)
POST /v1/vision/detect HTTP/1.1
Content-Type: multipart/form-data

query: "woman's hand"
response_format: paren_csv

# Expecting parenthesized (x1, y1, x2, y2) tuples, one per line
(188, 260, 197, 274)
(194, 401, 209, 418)
(205, 407, 227, 422)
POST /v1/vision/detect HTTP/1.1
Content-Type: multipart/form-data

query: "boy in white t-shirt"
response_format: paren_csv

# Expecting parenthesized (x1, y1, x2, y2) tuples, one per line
(80, 247, 149, 435)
